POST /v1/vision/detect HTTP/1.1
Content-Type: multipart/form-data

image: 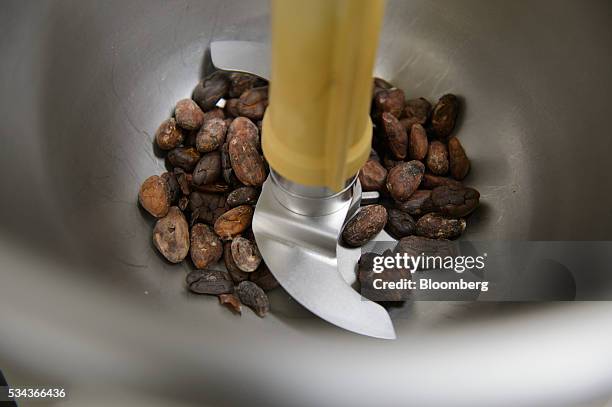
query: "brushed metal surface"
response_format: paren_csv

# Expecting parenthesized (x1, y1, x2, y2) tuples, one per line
(1, 0, 612, 405)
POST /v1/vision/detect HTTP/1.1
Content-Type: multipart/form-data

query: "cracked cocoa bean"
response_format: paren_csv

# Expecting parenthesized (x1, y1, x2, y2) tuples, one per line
(153, 207, 190, 263)
(186, 269, 233, 295)
(403, 97, 432, 127)
(421, 173, 463, 190)
(386, 160, 425, 202)
(342, 204, 387, 247)
(431, 185, 480, 217)
(359, 159, 387, 192)
(224, 98, 240, 117)
(408, 123, 428, 161)
(214, 205, 253, 239)
(190, 223, 223, 269)
(231, 237, 261, 272)
(416, 213, 466, 240)
(168, 147, 200, 172)
(237, 86, 268, 121)
(227, 186, 259, 207)
(382, 112, 408, 159)
(249, 263, 279, 291)
(448, 136, 470, 180)
(173, 168, 191, 195)
(193, 72, 229, 111)
(228, 127, 266, 186)
(155, 118, 184, 150)
(373, 88, 405, 119)
(385, 208, 416, 239)
(224, 241, 249, 283)
(394, 190, 437, 217)
(175, 98, 204, 131)
(431, 94, 459, 139)
(218, 293, 242, 314)
(192, 181, 229, 194)
(196, 117, 227, 153)
(228, 72, 262, 98)
(160, 172, 180, 204)
(427, 141, 449, 175)
(139, 175, 170, 218)
(189, 192, 228, 225)
(236, 281, 270, 317)
(192, 151, 221, 186)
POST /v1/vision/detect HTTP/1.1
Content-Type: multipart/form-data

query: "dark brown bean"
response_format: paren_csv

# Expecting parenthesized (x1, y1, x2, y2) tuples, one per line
(186, 269, 233, 295)
(404, 98, 432, 127)
(192, 151, 221, 186)
(189, 192, 228, 225)
(358, 249, 411, 302)
(224, 98, 241, 117)
(178, 196, 189, 211)
(168, 147, 200, 172)
(249, 263, 279, 291)
(227, 186, 259, 207)
(431, 94, 459, 139)
(173, 168, 192, 195)
(190, 223, 223, 269)
(229, 128, 266, 186)
(228, 72, 261, 98)
(342, 204, 387, 247)
(192, 72, 229, 111)
(153, 207, 190, 263)
(237, 86, 268, 121)
(224, 241, 250, 283)
(394, 190, 437, 217)
(431, 185, 480, 217)
(191, 181, 230, 194)
(386, 161, 425, 202)
(448, 136, 470, 180)
(155, 118, 184, 150)
(416, 213, 466, 239)
(408, 123, 428, 161)
(421, 173, 463, 189)
(382, 112, 408, 160)
(382, 155, 403, 170)
(160, 172, 180, 204)
(426, 141, 449, 175)
(359, 159, 388, 192)
(139, 175, 170, 218)
(231, 237, 262, 272)
(202, 108, 225, 122)
(373, 88, 405, 119)
(214, 205, 254, 239)
(175, 98, 204, 131)
(196, 118, 228, 153)
(236, 281, 270, 317)
(218, 293, 242, 314)
(397, 236, 459, 266)
(385, 208, 416, 239)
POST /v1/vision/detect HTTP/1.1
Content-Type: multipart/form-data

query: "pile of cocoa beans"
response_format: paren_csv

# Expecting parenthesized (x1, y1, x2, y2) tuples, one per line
(342, 78, 480, 247)
(138, 71, 275, 317)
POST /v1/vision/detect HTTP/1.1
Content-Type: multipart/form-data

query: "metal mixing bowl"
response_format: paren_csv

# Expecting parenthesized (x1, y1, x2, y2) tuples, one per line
(1, 0, 612, 405)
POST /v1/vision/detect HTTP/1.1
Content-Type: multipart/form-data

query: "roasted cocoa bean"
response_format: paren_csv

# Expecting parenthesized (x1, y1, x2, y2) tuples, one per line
(175, 98, 204, 131)
(404, 98, 431, 127)
(224, 98, 241, 117)
(342, 204, 387, 247)
(224, 241, 250, 283)
(431, 94, 459, 139)
(160, 172, 180, 204)
(372, 77, 393, 96)
(168, 147, 200, 172)
(249, 263, 279, 291)
(153, 207, 190, 263)
(397, 236, 459, 267)
(408, 123, 428, 161)
(139, 175, 170, 218)
(359, 159, 387, 192)
(228, 72, 261, 98)
(236, 280, 270, 317)
(229, 128, 266, 186)
(416, 213, 466, 240)
(173, 168, 192, 195)
(218, 293, 242, 314)
(192, 72, 229, 111)
(190, 223, 223, 269)
(431, 185, 480, 217)
(385, 208, 416, 239)
(189, 192, 228, 225)
(386, 160, 425, 202)
(359, 250, 411, 302)
(192, 181, 230, 194)
(394, 190, 437, 217)
(421, 173, 463, 189)
(231, 237, 262, 272)
(214, 205, 254, 239)
(448, 136, 470, 180)
(227, 186, 259, 207)
(382, 155, 403, 170)
(382, 112, 408, 160)
(196, 117, 228, 153)
(426, 141, 449, 175)
(202, 108, 225, 122)
(155, 118, 184, 150)
(237, 86, 268, 121)
(192, 151, 221, 186)
(227, 117, 260, 146)
(186, 269, 233, 295)
(373, 88, 405, 119)
(178, 196, 189, 211)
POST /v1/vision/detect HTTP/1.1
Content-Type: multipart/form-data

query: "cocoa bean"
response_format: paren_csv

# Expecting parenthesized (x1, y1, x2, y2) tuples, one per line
(224, 241, 249, 283)
(426, 141, 449, 175)
(153, 207, 190, 263)
(431, 185, 480, 217)
(186, 269, 233, 295)
(178, 196, 189, 211)
(160, 172, 180, 204)
(382, 112, 408, 160)
(421, 173, 463, 189)
(168, 147, 200, 172)
(373, 88, 405, 119)
(228, 128, 266, 186)
(249, 263, 279, 291)
(218, 293, 242, 314)
(189, 192, 228, 225)
(236, 281, 270, 317)
(224, 98, 240, 117)
(231, 237, 262, 272)
(192, 72, 229, 111)
(196, 117, 227, 153)
(202, 108, 225, 122)
(173, 168, 192, 195)
(155, 118, 184, 150)
(174, 98, 204, 131)
(359, 159, 387, 192)
(237, 86, 268, 121)
(342, 204, 387, 247)
(228, 72, 262, 98)
(227, 186, 259, 207)
(394, 190, 437, 217)
(385, 208, 416, 239)
(139, 175, 170, 218)
(397, 236, 459, 268)
(359, 250, 411, 302)
(386, 160, 425, 202)
(227, 117, 259, 146)
(431, 94, 459, 139)
(408, 123, 428, 161)
(404, 97, 431, 126)
(191, 181, 230, 194)
(448, 136, 470, 180)
(190, 223, 223, 269)
(382, 155, 403, 170)
(214, 205, 253, 239)
(372, 77, 393, 96)
(192, 151, 221, 186)
(416, 213, 466, 240)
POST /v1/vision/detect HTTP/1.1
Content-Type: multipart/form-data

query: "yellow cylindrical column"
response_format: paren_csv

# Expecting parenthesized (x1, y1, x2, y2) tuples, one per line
(262, 0, 385, 192)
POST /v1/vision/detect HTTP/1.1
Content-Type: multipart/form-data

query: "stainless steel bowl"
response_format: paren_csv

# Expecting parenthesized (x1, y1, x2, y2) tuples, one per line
(1, 0, 612, 405)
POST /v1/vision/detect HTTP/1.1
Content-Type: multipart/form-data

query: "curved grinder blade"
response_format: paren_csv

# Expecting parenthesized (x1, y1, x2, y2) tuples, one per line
(252, 177, 396, 340)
